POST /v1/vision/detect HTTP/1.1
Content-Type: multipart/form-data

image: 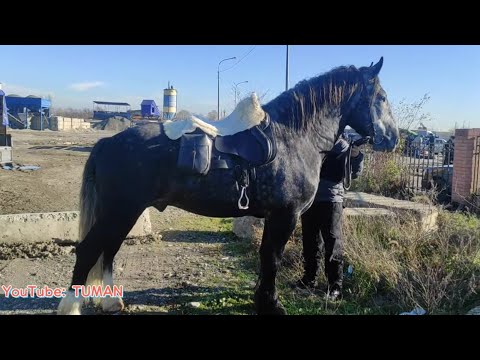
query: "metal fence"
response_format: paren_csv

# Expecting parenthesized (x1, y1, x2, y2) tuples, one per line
(362, 139, 454, 200)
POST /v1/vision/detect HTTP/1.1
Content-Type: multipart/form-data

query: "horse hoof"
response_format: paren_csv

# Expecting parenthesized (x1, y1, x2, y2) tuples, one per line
(267, 303, 287, 315)
(254, 292, 287, 315)
(57, 291, 83, 315)
(256, 302, 287, 315)
(102, 297, 125, 313)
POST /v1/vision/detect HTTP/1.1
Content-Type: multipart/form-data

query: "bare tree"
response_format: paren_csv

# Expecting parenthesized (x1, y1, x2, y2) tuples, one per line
(207, 110, 218, 121)
(175, 110, 192, 120)
(51, 107, 93, 119)
(258, 90, 271, 103)
(391, 93, 432, 131)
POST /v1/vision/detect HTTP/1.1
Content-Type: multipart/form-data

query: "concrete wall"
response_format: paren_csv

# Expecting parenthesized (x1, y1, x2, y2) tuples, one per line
(0, 146, 12, 164)
(49, 116, 91, 131)
(0, 209, 151, 244)
(452, 128, 480, 204)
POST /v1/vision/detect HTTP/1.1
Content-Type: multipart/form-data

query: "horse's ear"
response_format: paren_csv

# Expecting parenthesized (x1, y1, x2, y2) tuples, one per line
(369, 62, 374, 67)
(369, 57, 383, 77)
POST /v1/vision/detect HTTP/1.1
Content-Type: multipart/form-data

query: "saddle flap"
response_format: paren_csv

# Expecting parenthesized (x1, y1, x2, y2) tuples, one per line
(177, 133, 212, 175)
(214, 128, 269, 166)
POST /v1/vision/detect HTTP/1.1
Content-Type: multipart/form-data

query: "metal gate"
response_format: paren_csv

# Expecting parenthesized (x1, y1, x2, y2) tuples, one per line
(362, 138, 454, 199)
(472, 136, 480, 196)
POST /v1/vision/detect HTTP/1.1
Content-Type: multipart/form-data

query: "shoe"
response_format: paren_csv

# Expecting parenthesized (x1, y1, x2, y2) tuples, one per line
(326, 285, 343, 301)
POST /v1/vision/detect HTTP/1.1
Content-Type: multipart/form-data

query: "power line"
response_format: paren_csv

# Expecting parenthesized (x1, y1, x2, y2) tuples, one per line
(220, 46, 257, 73)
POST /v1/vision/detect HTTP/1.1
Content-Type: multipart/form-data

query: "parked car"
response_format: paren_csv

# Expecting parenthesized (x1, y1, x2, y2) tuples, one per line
(434, 138, 447, 154)
(443, 137, 455, 165)
(414, 145, 434, 159)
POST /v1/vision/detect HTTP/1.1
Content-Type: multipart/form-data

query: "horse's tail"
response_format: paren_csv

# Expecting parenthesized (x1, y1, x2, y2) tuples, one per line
(79, 142, 104, 300)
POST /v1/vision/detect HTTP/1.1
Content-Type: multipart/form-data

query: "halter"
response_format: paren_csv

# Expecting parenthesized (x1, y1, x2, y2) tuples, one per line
(348, 76, 384, 146)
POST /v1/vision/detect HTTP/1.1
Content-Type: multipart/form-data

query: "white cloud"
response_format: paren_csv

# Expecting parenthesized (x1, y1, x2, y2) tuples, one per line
(69, 81, 105, 92)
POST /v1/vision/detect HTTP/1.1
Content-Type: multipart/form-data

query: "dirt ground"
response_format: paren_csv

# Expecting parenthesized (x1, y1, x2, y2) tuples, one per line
(0, 129, 255, 315)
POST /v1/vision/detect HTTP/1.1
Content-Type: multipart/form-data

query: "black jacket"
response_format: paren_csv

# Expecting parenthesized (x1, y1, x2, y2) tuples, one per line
(316, 138, 364, 203)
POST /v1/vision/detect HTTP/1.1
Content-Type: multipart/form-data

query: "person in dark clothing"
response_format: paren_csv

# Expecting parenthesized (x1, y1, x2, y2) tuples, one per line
(429, 133, 436, 156)
(298, 135, 366, 301)
(443, 135, 455, 165)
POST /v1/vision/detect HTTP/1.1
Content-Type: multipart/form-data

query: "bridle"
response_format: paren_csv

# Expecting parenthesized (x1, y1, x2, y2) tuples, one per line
(348, 75, 385, 146)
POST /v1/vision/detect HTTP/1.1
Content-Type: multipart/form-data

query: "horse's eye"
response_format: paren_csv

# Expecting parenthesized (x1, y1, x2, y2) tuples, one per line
(380, 96, 386, 102)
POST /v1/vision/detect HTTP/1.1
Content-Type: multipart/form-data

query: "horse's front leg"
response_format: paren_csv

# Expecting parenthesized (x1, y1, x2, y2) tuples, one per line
(254, 210, 298, 315)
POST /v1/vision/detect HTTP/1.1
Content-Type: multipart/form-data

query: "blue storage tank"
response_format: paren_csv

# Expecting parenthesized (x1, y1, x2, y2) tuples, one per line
(163, 84, 177, 120)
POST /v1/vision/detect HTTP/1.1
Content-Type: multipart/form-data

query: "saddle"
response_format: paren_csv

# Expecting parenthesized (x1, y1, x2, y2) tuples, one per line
(176, 113, 277, 210)
(214, 114, 275, 167)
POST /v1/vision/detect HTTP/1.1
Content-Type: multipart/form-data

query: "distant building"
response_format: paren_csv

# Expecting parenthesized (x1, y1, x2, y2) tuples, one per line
(435, 131, 454, 140)
(93, 101, 131, 120)
(141, 100, 160, 118)
(4, 94, 51, 129)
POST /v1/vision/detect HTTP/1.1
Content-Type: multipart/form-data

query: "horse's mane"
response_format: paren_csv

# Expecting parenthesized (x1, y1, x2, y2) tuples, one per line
(264, 65, 378, 132)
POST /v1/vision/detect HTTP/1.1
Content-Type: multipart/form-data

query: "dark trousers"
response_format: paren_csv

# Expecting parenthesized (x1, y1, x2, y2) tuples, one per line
(301, 202, 344, 288)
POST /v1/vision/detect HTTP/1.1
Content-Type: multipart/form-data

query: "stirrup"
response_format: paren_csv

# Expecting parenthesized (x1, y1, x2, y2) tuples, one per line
(238, 185, 250, 210)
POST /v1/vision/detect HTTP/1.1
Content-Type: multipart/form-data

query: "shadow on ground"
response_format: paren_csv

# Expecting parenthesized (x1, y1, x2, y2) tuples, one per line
(0, 285, 256, 315)
(28, 145, 93, 153)
(160, 230, 236, 244)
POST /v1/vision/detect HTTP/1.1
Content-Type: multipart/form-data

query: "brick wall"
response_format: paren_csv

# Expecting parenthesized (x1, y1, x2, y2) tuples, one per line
(452, 128, 480, 204)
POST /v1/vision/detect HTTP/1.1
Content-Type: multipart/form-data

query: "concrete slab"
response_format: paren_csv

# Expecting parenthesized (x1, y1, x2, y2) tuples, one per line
(344, 192, 438, 232)
(232, 207, 397, 240)
(343, 207, 396, 217)
(0, 209, 151, 244)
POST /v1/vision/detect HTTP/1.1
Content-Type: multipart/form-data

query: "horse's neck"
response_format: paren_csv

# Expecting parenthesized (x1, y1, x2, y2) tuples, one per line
(264, 92, 348, 153)
(270, 109, 344, 153)
(311, 113, 345, 152)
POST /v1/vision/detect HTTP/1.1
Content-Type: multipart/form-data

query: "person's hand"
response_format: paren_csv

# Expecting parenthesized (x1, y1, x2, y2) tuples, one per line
(351, 145, 360, 157)
(351, 137, 368, 157)
(353, 137, 370, 147)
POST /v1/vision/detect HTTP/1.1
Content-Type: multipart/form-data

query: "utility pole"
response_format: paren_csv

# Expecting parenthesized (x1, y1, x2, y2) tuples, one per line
(285, 45, 289, 91)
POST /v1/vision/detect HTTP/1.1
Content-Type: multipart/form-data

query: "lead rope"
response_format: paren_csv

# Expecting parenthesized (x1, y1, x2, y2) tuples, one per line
(343, 143, 353, 191)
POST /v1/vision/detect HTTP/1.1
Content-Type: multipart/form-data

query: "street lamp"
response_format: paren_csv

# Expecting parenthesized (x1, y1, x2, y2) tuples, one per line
(218, 56, 236, 120)
(234, 80, 248, 107)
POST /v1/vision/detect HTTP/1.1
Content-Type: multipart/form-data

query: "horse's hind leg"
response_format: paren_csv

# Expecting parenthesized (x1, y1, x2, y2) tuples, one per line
(58, 220, 106, 315)
(98, 208, 146, 313)
(58, 209, 143, 315)
(254, 211, 298, 315)
(100, 231, 131, 313)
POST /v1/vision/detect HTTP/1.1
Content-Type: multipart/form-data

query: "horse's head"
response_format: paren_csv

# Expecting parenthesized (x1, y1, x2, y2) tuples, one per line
(347, 57, 399, 152)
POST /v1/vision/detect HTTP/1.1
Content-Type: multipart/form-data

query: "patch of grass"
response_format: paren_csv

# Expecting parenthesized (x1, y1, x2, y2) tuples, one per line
(168, 287, 255, 315)
(157, 215, 258, 315)
(162, 209, 480, 315)
(281, 295, 396, 315)
(350, 152, 408, 197)
(235, 209, 480, 314)
(178, 216, 234, 232)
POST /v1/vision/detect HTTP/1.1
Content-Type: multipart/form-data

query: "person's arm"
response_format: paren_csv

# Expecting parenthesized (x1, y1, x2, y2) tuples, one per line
(351, 149, 364, 180)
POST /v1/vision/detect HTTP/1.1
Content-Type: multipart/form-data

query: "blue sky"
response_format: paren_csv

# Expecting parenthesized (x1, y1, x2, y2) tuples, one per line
(0, 45, 478, 131)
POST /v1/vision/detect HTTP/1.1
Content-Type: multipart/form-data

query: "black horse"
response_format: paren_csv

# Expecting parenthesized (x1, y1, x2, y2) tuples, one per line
(58, 57, 398, 315)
